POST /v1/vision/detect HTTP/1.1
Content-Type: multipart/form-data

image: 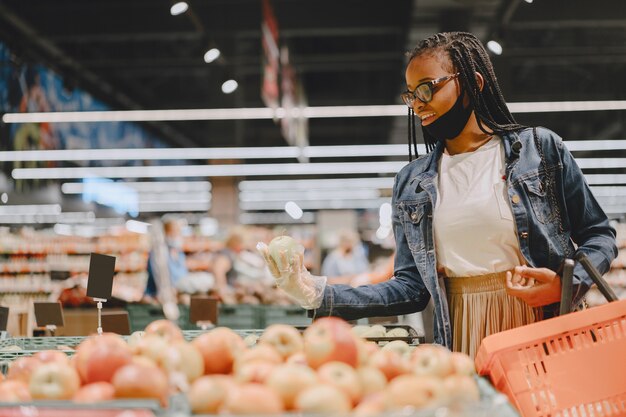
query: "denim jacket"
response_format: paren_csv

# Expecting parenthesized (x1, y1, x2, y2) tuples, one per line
(311, 127, 618, 349)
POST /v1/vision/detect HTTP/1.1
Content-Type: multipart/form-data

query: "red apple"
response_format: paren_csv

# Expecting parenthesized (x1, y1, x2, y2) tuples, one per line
(353, 393, 387, 417)
(266, 364, 318, 409)
(187, 375, 236, 414)
(234, 361, 276, 384)
(0, 380, 32, 402)
(83, 341, 133, 384)
(7, 356, 40, 384)
(294, 384, 353, 414)
(303, 317, 359, 369)
(410, 344, 454, 378)
(221, 383, 284, 415)
(450, 352, 476, 376)
(112, 363, 169, 406)
(29, 363, 81, 400)
(131, 334, 169, 365)
(357, 340, 380, 366)
(368, 349, 410, 381)
(192, 327, 246, 374)
(144, 319, 184, 342)
(317, 361, 362, 404)
(260, 324, 304, 359)
(34, 350, 69, 365)
(357, 366, 388, 397)
(233, 344, 282, 372)
(286, 352, 308, 366)
(73, 382, 116, 403)
(74, 333, 128, 383)
(380, 340, 412, 358)
(443, 375, 480, 403)
(385, 374, 445, 409)
(160, 341, 204, 383)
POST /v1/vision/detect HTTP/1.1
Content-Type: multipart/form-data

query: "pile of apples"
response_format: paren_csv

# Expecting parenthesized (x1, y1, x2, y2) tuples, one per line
(188, 317, 480, 415)
(0, 316, 480, 415)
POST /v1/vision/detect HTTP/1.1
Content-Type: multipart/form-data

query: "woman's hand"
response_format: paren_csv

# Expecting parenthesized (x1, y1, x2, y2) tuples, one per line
(505, 266, 562, 307)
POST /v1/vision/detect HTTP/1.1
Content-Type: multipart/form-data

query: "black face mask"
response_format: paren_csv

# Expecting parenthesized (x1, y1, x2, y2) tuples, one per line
(421, 91, 473, 142)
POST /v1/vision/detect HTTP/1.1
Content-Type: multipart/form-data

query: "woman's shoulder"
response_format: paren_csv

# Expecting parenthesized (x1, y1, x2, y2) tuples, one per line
(511, 126, 565, 147)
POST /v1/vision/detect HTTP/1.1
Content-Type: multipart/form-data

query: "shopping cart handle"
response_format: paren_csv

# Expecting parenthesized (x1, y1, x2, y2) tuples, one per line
(575, 252, 619, 303)
(559, 259, 575, 316)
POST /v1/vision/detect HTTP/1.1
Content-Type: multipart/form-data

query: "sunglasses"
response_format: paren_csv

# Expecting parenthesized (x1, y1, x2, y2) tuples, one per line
(401, 73, 460, 107)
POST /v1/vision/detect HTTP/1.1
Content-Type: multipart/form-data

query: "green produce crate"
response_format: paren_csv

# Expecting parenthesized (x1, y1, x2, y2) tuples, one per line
(261, 305, 311, 327)
(127, 303, 194, 332)
(217, 304, 263, 329)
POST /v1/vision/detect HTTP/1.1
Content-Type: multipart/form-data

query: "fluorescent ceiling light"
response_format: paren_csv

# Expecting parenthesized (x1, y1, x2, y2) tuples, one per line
(126, 220, 151, 234)
(240, 198, 391, 211)
(585, 174, 626, 185)
(575, 159, 626, 169)
(2, 140, 624, 163)
(239, 177, 395, 191)
(137, 201, 210, 212)
(3, 101, 626, 124)
(239, 212, 316, 225)
(590, 187, 626, 197)
(0, 204, 61, 215)
(0, 147, 300, 162)
(62, 181, 211, 194)
(12, 161, 407, 180)
(240, 189, 380, 202)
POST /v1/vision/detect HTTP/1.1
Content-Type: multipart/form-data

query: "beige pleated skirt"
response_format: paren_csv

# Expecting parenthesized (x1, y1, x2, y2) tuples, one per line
(445, 270, 542, 359)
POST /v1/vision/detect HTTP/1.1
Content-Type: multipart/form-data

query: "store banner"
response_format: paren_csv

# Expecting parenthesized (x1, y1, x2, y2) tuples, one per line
(280, 46, 309, 161)
(261, 0, 280, 112)
(0, 42, 168, 170)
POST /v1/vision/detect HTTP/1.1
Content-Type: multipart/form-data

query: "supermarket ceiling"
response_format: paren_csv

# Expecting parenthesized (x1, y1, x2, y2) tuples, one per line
(0, 0, 625, 150)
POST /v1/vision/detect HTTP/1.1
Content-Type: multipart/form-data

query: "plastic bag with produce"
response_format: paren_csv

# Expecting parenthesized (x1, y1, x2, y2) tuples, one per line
(257, 236, 327, 309)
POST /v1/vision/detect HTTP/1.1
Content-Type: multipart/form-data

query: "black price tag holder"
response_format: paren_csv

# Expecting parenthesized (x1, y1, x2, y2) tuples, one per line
(86, 253, 116, 335)
(0, 306, 9, 333)
(101, 311, 131, 335)
(33, 302, 65, 336)
(190, 296, 218, 330)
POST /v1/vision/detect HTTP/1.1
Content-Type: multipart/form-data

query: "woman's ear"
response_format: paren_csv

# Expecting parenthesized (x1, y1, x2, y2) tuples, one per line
(475, 72, 485, 91)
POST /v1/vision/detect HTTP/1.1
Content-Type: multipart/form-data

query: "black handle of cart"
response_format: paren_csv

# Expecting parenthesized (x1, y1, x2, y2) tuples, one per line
(559, 252, 619, 316)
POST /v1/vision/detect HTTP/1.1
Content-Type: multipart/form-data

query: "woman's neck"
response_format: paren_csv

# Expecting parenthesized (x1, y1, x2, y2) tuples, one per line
(443, 113, 493, 155)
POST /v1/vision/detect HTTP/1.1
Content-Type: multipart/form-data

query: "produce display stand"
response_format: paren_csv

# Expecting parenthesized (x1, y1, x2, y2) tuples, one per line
(476, 255, 626, 417)
(0, 400, 160, 417)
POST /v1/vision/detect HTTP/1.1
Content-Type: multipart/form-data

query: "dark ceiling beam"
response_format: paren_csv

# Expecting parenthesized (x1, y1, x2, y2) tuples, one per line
(79, 52, 400, 70)
(508, 19, 626, 30)
(0, 2, 198, 148)
(48, 32, 203, 44)
(48, 26, 403, 44)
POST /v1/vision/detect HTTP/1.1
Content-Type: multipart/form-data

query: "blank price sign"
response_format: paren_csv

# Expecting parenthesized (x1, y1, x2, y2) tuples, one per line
(86, 253, 116, 300)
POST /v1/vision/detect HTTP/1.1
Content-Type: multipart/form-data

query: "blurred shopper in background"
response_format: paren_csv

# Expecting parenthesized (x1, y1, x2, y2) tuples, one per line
(260, 32, 618, 358)
(144, 217, 188, 302)
(211, 228, 248, 297)
(322, 229, 370, 281)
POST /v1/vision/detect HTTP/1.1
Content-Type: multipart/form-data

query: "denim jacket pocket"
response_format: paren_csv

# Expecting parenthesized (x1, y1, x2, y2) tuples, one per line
(523, 175, 556, 224)
(399, 201, 429, 252)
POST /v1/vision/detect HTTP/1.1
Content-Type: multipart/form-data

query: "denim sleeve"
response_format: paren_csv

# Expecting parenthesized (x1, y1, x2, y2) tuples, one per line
(556, 133, 618, 304)
(310, 175, 431, 321)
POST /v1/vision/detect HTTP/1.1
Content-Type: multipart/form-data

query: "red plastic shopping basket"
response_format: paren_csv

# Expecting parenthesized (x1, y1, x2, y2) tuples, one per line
(475, 255, 626, 417)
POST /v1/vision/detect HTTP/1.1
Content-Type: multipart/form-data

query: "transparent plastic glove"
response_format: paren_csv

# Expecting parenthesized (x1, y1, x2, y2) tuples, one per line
(257, 242, 327, 309)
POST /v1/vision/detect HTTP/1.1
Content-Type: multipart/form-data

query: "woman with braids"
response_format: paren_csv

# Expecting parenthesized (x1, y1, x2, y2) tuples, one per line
(258, 32, 617, 358)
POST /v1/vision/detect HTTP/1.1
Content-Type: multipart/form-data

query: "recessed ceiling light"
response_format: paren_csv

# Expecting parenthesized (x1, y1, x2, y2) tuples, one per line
(170, 1, 188, 16)
(221, 79, 238, 94)
(204, 48, 221, 63)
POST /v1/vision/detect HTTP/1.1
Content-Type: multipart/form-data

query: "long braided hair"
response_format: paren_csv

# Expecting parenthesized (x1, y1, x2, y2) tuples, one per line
(406, 32, 525, 158)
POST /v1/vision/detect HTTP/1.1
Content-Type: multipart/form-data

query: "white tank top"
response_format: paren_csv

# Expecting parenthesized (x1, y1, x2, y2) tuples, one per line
(433, 137, 525, 277)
